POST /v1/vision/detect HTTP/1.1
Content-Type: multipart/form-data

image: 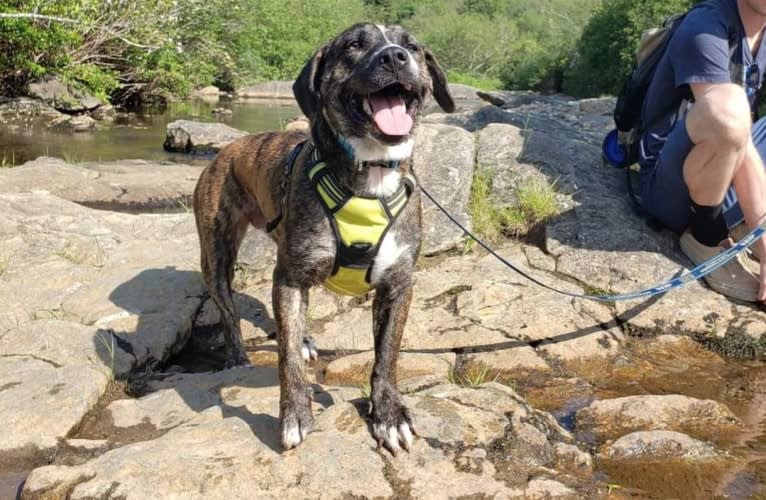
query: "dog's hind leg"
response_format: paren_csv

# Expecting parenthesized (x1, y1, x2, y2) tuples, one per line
(194, 171, 252, 368)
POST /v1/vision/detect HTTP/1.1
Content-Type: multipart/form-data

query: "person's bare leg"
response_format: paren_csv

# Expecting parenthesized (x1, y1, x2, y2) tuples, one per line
(683, 83, 766, 301)
(683, 84, 750, 206)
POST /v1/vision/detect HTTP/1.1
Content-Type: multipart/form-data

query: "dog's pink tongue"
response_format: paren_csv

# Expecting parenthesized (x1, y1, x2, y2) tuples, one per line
(369, 94, 412, 135)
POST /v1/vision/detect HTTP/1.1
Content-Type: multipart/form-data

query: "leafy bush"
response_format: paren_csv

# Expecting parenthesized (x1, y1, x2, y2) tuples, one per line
(233, 0, 367, 83)
(3, 0, 658, 101)
(407, 8, 513, 79)
(498, 0, 600, 91)
(402, 0, 598, 93)
(564, 0, 696, 97)
(0, 1, 80, 95)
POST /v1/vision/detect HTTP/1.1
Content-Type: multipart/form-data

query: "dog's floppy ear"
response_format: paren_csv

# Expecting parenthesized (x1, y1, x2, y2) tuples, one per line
(424, 49, 455, 113)
(293, 45, 328, 120)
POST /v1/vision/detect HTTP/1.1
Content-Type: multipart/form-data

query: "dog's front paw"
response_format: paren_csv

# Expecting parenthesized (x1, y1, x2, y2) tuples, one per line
(301, 336, 318, 364)
(371, 383, 417, 456)
(280, 385, 315, 450)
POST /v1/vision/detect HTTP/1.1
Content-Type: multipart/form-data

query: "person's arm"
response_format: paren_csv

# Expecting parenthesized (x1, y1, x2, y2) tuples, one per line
(733, 139, 766, 301)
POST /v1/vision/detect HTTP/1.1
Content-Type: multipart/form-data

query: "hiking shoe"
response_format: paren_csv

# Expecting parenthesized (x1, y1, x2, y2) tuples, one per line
(730, 223, 757, 245)
(729, 223, 762, 269)
(679, 230, 760, 302)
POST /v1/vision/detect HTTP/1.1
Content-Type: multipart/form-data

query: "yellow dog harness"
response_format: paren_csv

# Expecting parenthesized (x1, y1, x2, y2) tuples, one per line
(305, 147, 415, 296)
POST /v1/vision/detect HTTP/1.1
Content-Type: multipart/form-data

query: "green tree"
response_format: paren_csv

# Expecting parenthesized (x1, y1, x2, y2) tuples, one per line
(233, 0, 366, 82)
(498, 0, 599, 91)
(564, 0, 695, 97)
(0, 1, 80, 95)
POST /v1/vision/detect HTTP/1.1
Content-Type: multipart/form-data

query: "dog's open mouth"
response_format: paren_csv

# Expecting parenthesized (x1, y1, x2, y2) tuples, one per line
(350, 83, 420, 140)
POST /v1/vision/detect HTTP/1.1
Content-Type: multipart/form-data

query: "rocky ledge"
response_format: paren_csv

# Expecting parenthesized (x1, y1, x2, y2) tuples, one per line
(2, 85, 766, 499)
(1, 77, 116, 132)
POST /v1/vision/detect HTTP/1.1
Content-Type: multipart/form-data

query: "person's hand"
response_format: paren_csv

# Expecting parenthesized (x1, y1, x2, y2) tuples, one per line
(759, 259, 766, 302)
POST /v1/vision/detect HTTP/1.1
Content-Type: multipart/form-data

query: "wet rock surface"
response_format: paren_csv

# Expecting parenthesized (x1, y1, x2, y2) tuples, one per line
(5, 84, 766, 499)
(576, 395, 740, 443)
(602, 430, 720, 460)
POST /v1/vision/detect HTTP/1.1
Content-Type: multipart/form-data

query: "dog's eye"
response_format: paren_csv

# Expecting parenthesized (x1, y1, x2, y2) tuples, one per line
(405, 43, 419, 52)
(347, 41, 361, 50)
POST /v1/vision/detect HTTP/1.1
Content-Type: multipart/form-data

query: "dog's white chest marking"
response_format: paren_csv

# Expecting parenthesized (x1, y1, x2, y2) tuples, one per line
(345, 137, 414, 163)
(371, 231, 411, 284)
(366, 166, 401, 198)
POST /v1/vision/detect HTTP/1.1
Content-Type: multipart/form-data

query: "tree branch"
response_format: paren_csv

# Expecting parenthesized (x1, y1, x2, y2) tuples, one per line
(0, 13, 159, 50)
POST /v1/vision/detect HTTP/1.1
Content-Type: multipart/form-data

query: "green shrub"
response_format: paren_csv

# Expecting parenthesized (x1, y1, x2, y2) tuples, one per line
(564, 0, 696, 97)
(470, 167, 559, 240)
(407, 8, 513, 79)
(0, 1, 80, 95)
(447, 71, 503, 91)
(234, 0, 367, 83)
(61, 64, 119, 101)
(498, 0, 599, 92)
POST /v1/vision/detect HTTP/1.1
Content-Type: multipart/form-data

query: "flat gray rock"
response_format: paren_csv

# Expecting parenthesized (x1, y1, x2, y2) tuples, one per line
(164, 119, 248, 153)
(297, 239, 621, 367)
(576, 394, 740, 443)
(324, 351, 456, 386)
(51, 114, 96, 132)
(451, 94, 766, 350)
(0, 321, 111, 467)
(414, 123, 475, 254)
(0, 157, 203, 212)
(27, 77, 102, 112)
(0, 192, 204, 376)
(603, 430, 719, 460)
(237, 80, 295, 100)
(476, 122, 561, 207)
(22, 383, 595, 499)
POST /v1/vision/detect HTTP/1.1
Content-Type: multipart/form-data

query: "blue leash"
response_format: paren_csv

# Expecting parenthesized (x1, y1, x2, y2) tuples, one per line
(420, 186, 766, 302)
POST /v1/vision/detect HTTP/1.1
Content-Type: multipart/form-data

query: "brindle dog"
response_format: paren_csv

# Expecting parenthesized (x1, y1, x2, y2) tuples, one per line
(193, 23, 454, 455)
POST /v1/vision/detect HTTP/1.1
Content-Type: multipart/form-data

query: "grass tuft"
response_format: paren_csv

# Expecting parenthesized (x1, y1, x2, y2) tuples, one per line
(359, 383, 371, 399)
(0, 150, 16, 168)
(55, 238, 107, 268)
(29, 305, 82, 323)
(61, 151, 85, 164)
(95, 330, 117, 381)
(176, 196, 194, 213)
(469, 168, 560, 241)
(448, 363, 498, 388)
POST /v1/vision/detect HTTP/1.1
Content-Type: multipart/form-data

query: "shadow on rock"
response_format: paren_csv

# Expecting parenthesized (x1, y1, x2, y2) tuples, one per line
(87, 266, 316, 452)
(91, 266, 205, 377)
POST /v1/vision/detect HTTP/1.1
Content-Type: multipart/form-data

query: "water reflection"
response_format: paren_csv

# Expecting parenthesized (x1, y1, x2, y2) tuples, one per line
(0, 98, 301, 166)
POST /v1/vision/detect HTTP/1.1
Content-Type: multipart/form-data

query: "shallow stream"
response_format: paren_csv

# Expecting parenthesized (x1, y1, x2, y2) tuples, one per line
(0, 98, 299, 166)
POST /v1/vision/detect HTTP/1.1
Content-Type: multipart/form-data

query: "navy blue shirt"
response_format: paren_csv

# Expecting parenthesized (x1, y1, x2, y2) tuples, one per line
(639, 0, 766, 169)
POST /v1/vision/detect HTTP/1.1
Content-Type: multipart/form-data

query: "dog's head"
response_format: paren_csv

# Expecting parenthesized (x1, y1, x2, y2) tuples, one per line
(293, 23, 454, 161)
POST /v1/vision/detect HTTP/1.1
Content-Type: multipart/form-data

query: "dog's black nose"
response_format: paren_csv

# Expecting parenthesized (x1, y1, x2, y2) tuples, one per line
(379, 46, 408, 72)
